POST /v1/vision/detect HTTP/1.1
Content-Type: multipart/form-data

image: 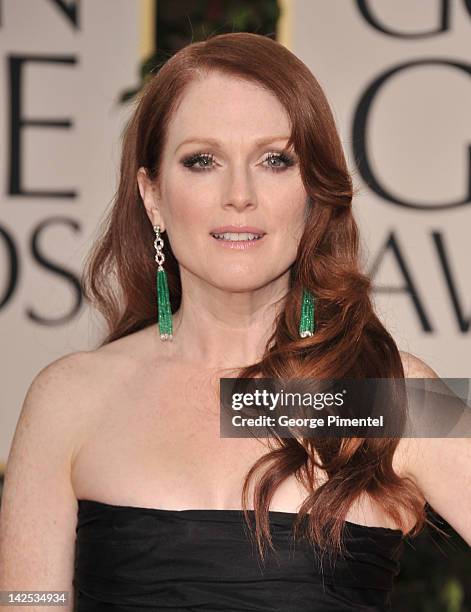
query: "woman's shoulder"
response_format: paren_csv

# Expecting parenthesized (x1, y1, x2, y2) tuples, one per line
(49, 325, 160, 386)
(30, 342, 129, 406)
(24, 351, 106, 457)
(393, 350, 439, 482)
(90, 324, 164, 370)
(25, 329, 157, 459)
(26, 350, 100, 411)
(398, 350, 440, 378)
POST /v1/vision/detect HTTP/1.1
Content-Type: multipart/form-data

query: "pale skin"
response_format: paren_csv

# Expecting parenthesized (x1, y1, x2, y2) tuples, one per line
(0, 72, 469, 605)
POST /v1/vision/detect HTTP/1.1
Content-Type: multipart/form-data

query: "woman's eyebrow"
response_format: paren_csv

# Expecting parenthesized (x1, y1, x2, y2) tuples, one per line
(174, 135, 291, 153)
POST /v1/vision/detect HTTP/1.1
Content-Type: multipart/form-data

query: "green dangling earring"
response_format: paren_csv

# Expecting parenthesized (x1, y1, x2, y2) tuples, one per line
(153, 224, 173, 341)
(299, 288, 315, 338)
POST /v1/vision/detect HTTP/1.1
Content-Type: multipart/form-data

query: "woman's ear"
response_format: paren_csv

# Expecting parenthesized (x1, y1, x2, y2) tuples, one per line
(137, 167, 165, 230)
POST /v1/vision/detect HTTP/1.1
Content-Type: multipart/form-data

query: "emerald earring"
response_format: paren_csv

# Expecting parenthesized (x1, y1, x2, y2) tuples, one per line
(153, 225, 173, 341)
(299, 288, 315, 338)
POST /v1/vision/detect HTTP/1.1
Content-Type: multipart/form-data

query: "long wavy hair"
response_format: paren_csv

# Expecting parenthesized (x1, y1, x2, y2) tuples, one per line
(81, 31, 431, 563)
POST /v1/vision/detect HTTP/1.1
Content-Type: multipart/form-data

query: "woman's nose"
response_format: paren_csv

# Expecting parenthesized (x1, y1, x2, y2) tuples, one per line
(221, 167, 257, 211)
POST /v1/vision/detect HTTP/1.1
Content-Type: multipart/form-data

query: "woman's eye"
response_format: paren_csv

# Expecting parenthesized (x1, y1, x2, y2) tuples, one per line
(263, 151, 296, 172)
(181, 152, 215, 171)
(181, 150, 296, 173)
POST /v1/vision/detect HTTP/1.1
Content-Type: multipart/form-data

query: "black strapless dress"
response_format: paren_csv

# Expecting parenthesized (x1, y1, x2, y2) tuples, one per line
(73, 499, 405, 611)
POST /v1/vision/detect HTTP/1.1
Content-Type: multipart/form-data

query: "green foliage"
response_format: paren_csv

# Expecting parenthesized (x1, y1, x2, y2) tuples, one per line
(119, 0, 280, 103)
(392, 506, 470, 611)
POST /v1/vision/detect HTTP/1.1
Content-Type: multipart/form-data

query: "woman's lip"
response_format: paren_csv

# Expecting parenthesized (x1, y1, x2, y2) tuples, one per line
(210, 234, 266, 249)
(210, 226, 266, 234)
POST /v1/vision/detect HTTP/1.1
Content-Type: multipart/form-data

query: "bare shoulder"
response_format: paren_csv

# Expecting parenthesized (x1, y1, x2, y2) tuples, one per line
(18, 328, 153, 461)
(397, 352, 471, 544)
(20, 351, 107, 464)
(0, 350, 103, 588)
(23, 351, 98, 426)
(31, 349, 97, 393)
(398, 350, 440, 378)
(392, 351, 439, 482)
(1, 327, 179, 587)
(42, 325, 158, 393)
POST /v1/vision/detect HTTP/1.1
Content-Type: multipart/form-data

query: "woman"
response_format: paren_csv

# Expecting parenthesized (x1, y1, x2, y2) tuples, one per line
(0, 32, 470, 612)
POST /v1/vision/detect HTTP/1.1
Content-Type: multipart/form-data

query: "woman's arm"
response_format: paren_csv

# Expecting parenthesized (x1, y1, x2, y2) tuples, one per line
(0, 352, 91, 610)
(398, 350, 471, 546)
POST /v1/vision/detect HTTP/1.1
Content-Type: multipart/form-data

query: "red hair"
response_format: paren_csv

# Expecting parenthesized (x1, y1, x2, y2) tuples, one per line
(81, 32, 429, 563)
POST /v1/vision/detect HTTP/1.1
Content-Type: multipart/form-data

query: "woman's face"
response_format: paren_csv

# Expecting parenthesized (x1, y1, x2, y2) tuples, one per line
(138, 71, 309, 293)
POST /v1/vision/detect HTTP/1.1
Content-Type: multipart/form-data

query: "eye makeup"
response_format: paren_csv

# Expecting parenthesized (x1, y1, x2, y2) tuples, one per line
(180, 150, 297, 173)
